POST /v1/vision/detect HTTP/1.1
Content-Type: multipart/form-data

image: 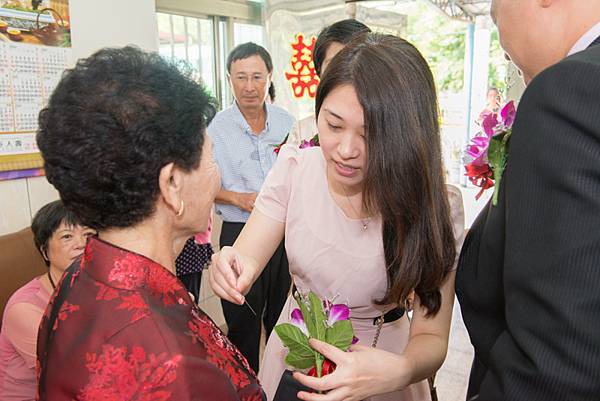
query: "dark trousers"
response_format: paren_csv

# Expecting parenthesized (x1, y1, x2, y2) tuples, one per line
(220, 221, 291, 373)
(178, 272, 201, 302)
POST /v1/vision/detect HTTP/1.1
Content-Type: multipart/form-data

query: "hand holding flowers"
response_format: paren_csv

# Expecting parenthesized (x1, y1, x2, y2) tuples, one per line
(274, 291, 354, 378)
(292, 339, 412, 401)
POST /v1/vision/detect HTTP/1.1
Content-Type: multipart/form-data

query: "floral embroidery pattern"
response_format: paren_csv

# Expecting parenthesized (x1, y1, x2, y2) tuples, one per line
(95, 282, 120, 302)
(80, 245, 94, 272)
(116, 293, 151, 322)
(146, 268, 180, 306)
(186, 310, 255, 390)
(80, 345, 180, 401)
(53, 301, 80, 331)
(108, 253, 147, 290)
(38, 238, 264, 401)
(95, 282, 150, 322)
(70, 269, 81, 287)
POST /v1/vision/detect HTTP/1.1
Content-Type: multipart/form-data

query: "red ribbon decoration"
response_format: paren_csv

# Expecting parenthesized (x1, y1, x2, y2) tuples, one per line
(307, 359, 336, 378)
(465, 164, 495, 200)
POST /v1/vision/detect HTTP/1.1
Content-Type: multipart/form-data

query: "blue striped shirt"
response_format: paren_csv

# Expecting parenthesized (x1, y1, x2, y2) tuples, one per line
(208, 102, 295, 223)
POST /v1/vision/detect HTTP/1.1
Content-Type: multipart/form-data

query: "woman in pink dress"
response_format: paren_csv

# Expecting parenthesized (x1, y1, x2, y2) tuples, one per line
(210, 33, 465, 401)
(0, 200, 95, 401)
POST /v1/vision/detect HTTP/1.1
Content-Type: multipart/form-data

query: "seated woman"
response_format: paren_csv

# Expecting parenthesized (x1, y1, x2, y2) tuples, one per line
(0, 200, 95, 401)
(35, 46, 264, 401)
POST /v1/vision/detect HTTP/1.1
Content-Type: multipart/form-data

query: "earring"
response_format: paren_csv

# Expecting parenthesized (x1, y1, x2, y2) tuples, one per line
(176, 200, 185, 217)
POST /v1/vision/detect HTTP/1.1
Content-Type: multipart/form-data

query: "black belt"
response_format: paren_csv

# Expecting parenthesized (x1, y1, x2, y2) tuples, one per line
(290, 285, 405, 326)
(373, 307, 405, 325)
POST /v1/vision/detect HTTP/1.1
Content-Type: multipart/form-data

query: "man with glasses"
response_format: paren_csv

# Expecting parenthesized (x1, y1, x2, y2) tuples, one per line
(208, 42, 294, 373)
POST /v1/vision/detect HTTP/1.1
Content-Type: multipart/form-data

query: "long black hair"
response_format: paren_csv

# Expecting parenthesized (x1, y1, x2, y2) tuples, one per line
(313, 19, 370, 76)
(316, 33, 456, 316)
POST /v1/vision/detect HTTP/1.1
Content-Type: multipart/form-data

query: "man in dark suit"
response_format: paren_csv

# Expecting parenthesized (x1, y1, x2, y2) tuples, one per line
(456, 1, 600, 400)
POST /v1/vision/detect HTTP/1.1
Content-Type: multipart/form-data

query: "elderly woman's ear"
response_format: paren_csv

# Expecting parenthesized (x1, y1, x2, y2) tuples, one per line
(40, 246, 49, 262)
(158, 162, 186, 217)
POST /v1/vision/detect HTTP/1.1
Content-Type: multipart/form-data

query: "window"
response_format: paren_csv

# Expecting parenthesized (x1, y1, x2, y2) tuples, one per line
(234, 22, 265, 47)
(157, 12, 216, 99)
(157, 10, 264, 110)
(218, 18, 231, 107)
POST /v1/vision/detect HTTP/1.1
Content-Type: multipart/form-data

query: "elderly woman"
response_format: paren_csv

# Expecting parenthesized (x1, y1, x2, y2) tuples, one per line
(35, 46, 264, 401)
(0, 200, 95, 401)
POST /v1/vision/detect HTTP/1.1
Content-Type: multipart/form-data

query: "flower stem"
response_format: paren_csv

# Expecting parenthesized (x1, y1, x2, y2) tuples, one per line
(492, 175, 501, 206)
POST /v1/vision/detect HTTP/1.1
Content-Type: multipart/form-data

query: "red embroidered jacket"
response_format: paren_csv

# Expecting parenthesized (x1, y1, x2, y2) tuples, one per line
(36, 237, 264, 401)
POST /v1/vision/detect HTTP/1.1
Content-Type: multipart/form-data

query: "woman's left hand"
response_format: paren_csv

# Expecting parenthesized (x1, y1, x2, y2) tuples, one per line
(292, 338, 412, 401)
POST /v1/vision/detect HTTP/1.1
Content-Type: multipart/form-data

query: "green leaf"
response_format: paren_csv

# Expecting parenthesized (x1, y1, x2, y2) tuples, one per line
(294, 292, 316, 338)
(308, 292, 327, 342)
(487, 135, 505, 173)
(273, 324, 312, 353)
(488, 130, 511, 206)
(315, 352, 324, 377)
(274, 323, 315, 370)
(285, 350, 316, 369)
(325, 320, 354, 351)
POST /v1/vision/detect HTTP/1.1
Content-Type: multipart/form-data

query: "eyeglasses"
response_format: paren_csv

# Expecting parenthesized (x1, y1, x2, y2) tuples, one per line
(229, 73, 268, 84)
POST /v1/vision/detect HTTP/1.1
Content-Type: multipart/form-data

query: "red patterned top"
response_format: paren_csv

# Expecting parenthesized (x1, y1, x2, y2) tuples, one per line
(36, 237, 264, 401)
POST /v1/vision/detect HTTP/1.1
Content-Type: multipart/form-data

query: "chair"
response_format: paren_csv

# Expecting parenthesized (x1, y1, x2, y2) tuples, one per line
(0, 227, 47, 329)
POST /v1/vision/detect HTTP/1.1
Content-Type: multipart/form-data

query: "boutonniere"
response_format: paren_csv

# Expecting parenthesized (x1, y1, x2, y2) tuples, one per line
(464, 101, 516, 206)
(274, 291, 356, 378)
(273, 133, 289, 155)
(274, 133, 320, 155)
(299, 133, 319, 149)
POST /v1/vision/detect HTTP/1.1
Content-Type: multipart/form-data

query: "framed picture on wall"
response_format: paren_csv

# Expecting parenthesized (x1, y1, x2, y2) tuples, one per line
(0, 0, 71, 181)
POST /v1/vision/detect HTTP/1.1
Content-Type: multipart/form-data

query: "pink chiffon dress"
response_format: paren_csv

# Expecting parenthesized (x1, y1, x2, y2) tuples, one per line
(254, 145, 465, 401)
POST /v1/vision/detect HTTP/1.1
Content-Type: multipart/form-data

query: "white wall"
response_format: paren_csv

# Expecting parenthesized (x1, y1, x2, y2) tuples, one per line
(0, 0, 158, 236)
(70, 0, 158, 60)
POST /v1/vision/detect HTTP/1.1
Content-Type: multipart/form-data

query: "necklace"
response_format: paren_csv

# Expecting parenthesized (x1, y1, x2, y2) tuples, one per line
(342, 185, 370, 230)
(47, 271, 56, 290)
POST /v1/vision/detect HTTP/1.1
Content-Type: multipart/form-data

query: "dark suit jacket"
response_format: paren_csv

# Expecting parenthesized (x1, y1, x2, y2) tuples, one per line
(456, 42, 600, 401)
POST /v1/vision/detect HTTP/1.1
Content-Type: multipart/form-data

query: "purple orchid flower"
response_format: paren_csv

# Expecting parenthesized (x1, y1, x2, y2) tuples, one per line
(299, 134, 319, 149)
(465, 135, 491, 166)
(500, 100, 516, 128)
(290, 308, 309, 336)
(327, 303, 350, 326)
(481, 112, 499, 137)
(352, 336, 359, 345)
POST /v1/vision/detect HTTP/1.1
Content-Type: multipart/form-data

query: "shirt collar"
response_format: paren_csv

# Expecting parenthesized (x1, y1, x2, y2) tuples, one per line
(83, 237, 188, 304)
(231, 101, 271, 135)
(567, 20, 600, 56)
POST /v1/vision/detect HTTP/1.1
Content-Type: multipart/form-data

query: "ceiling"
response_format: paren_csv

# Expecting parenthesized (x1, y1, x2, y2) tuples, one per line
(426, 0, 491, 21)
(265, 1, 492, 22)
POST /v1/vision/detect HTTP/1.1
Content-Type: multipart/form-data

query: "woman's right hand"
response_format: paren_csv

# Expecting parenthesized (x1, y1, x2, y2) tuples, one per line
(209, 246, 257, 305)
